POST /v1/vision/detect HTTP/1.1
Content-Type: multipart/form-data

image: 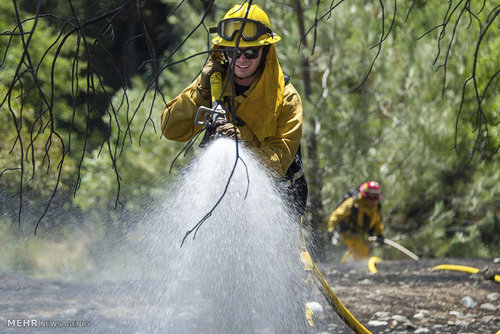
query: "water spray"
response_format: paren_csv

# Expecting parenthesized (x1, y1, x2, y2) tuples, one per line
(125, 138, 312, 333)
(182, 70, 235, 246)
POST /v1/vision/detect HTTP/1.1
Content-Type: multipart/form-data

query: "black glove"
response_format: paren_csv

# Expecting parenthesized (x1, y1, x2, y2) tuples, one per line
(199, 58, 225, 91)
(216, 122, 241, 138)
(376, 235, 385, 244)
(208, 119, 228, 140)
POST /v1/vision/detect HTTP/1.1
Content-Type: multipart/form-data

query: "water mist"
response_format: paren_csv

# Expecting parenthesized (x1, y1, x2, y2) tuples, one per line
(97, 138, 312, 333)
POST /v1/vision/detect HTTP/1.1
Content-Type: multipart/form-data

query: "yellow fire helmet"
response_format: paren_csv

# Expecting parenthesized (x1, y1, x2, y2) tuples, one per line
(211, 3, 281, 47)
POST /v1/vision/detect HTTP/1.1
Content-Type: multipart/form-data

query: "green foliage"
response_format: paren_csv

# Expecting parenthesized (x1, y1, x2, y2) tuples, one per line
(0, 0, 96, 201)
(72, 77, 186, 224)
(268, 1, 499, 258)
(0, 0, 498, 278)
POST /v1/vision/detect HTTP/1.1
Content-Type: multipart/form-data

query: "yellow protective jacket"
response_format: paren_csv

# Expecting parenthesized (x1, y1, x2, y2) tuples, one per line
(161, 45, 303, 177)
(327, 193, 383, 237)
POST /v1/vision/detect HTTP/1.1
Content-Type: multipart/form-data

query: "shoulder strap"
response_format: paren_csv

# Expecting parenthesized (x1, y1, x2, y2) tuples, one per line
(349, 202, 359, 228)
(347, 190, 360, 230)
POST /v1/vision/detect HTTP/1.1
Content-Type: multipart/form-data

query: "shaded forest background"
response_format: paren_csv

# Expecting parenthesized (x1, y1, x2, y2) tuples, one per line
(0, 0, 498, 279)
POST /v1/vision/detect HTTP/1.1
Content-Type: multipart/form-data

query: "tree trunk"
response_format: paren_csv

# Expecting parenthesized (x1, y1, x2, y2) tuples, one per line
(293, 0, 326, 261)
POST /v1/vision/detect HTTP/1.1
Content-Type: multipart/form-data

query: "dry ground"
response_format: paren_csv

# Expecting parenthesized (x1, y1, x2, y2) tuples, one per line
(0, 258, 498, 333)
(316, 257, 500, 333)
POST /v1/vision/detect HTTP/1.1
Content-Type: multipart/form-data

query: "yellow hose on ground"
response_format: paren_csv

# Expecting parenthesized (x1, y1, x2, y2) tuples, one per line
(431, 264, 500, 283)
(432, 264, 479, 274)
(300, 248, 372, 334)
(368, 257, 382, 274)
(299, 220, 371, 333)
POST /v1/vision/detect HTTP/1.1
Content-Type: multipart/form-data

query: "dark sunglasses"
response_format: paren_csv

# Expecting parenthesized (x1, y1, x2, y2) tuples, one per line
(226, 47, 261, 60)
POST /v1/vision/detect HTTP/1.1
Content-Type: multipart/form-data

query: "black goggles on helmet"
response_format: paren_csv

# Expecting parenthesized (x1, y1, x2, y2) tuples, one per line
(210, 18, 273, 41)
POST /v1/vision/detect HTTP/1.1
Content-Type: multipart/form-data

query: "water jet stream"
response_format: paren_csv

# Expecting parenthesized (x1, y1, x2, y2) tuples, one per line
(101, 139, 315, 333)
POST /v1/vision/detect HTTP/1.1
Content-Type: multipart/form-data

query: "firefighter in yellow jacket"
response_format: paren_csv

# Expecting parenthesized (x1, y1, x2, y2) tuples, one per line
(161, 3, 307, 214)
(328, 181, 384, 262)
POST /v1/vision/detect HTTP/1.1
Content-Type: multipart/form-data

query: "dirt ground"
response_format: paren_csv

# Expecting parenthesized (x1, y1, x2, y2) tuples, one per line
(315, 257, 500, 333)
(0, 258, 499, 333)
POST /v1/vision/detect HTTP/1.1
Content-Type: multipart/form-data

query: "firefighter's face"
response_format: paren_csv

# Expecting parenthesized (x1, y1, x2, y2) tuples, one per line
(226, 47, 263, 85)
(364, 197, 378, 206)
